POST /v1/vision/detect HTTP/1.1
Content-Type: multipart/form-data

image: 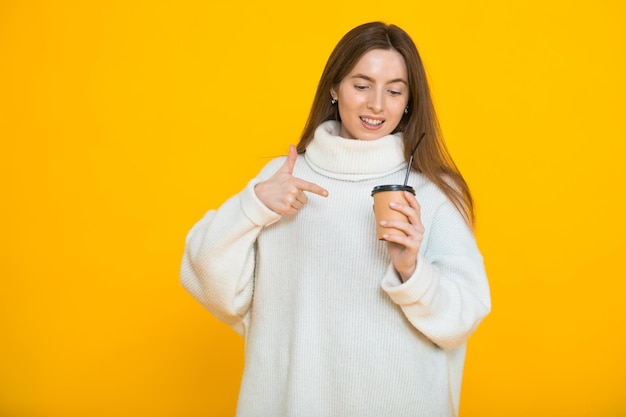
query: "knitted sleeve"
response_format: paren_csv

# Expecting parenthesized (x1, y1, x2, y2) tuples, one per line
(180, 172, 282, 336)
(381, 198, 491, 350)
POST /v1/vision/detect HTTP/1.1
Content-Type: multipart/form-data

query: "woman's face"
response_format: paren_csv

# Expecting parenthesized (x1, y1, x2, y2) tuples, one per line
(331, 48, 409, 141)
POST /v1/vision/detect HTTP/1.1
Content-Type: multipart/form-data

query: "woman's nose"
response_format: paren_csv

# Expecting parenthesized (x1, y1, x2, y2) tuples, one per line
(367, 92, 384, 113)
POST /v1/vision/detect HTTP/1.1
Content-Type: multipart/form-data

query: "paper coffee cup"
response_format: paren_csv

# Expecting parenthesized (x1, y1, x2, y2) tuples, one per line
(371, 185, 415, 240)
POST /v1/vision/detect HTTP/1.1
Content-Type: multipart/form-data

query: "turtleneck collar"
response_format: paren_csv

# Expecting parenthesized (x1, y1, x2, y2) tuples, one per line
(304, 120, 407, 181)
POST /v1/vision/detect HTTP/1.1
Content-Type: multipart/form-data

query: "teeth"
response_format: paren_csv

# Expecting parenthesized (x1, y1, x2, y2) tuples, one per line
(362, 117, 383, 126)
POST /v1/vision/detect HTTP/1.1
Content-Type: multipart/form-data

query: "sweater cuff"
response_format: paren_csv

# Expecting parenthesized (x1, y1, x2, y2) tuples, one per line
(381, 255, 439, 306)
(239, 178, 282, 227)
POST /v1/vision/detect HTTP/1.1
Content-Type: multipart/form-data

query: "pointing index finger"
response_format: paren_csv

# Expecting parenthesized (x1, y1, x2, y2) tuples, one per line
(294, 177, 329, 197)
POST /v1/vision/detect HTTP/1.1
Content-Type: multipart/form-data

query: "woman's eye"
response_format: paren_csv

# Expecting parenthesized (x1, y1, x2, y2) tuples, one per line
(355, 84, 368, 90)
(389, 90, 402, 96)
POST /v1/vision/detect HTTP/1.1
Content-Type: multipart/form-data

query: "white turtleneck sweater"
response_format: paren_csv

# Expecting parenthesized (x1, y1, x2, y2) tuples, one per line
(180, 121, 491, 417)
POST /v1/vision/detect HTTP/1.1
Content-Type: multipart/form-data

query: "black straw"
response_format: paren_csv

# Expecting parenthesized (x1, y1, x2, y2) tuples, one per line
(403, 132, 425, 186)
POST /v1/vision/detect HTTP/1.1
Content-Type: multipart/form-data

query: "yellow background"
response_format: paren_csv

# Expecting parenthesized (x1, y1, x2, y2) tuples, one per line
(1, 1, 625, 416)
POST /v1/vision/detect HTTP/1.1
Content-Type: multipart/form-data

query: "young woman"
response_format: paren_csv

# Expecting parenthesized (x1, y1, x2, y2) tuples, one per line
(181, 22, 491, 417)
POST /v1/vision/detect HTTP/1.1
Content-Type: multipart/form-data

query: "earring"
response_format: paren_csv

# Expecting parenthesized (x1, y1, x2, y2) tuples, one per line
(404, 106, 409, 115)
(331, 98, 337, 105)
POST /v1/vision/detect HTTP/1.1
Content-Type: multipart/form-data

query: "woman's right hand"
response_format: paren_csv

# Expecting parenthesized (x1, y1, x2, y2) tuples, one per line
(254, 145, 329, 216)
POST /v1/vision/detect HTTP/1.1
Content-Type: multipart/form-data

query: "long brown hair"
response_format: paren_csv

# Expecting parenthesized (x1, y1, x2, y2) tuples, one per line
(297, 22, 475, 227)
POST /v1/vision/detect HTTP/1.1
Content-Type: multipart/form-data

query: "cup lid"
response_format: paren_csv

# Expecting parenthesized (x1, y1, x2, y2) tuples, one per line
(371, 184, 415, 196)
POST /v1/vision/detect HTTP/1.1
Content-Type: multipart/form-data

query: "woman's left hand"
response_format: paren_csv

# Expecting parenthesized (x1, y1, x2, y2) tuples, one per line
(380, 191, 425, 282)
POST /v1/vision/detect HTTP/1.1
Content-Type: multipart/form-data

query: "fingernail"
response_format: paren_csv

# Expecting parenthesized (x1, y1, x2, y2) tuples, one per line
(389, 202, 397, 207)
(380, 220, 387, 226)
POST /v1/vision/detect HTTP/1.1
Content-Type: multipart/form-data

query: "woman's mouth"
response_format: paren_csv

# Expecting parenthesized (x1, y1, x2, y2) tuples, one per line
(360, 117, 384, 128)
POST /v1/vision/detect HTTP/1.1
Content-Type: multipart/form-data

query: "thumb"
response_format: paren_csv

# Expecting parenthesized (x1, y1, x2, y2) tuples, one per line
(279, 144, 298, 175)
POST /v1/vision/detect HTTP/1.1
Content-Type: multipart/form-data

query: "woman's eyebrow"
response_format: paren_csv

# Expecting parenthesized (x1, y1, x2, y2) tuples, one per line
(350, 73, 408, 85)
